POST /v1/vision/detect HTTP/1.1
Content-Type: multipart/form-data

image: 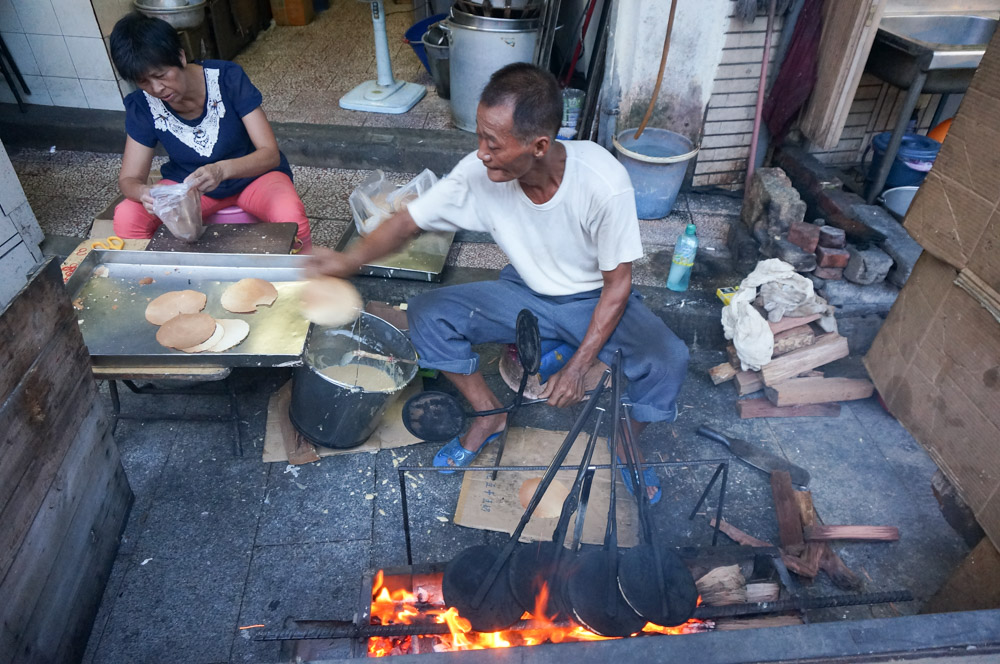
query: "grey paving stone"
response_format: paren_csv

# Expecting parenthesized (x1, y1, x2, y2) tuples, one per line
(845, 244, 893, 285)
(821, 279, 900, 316)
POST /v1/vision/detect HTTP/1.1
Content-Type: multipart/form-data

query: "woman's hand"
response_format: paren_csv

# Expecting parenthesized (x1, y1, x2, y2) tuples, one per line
(139, 184, 155, 214)
(184, 163, 226, 194)
(305, 246, 363, 279)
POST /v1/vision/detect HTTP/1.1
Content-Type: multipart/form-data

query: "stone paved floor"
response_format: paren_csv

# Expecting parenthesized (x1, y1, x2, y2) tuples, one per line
(235, 0, 453, 130)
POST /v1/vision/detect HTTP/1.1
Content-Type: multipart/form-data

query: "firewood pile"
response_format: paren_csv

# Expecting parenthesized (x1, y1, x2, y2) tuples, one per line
(709, 310, 874, 419)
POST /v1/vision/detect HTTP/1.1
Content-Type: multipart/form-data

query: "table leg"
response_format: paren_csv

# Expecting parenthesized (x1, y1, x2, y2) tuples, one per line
(865, 70, 928, 203)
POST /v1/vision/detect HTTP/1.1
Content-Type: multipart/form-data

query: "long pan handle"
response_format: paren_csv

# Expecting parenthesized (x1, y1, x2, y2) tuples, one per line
(550, 407, 606, 548)
(470, 389, 600, 417)
(470, 370, 611, 609)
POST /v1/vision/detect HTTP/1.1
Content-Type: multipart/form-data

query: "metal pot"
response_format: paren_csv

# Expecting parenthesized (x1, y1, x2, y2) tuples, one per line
(445, 7, 541, 132)
(289, 314, 417, 449)
(879, 185, 919, 221)
(134, 0, 207, 30)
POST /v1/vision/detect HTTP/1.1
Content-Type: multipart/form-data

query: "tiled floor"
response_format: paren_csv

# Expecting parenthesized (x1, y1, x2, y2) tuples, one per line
(11, 147, 740, 280)
(235, 0, 453, 129)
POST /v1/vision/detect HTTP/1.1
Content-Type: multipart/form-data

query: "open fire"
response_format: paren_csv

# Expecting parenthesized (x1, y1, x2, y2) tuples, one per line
(367, 569, 707, 656)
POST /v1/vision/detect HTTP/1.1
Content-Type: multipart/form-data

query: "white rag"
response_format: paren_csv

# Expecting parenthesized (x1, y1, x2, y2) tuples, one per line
(721, 259, 836, 370)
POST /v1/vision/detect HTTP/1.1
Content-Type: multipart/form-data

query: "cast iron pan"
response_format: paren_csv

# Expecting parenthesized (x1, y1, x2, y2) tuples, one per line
(507, 404, 607, 618)
(564, 352, 646, 637)
(615, 410, 699, 626)
(440, 370, 610, 633)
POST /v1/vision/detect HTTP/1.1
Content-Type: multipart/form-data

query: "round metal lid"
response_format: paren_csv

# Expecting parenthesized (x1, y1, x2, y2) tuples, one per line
(442, 545, 524, 633)
(448, 6, 541, 31)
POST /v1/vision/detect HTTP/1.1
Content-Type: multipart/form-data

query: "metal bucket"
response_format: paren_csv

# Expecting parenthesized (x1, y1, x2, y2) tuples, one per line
(879, 185, 919, 221)
(444, 8, 540, 132)
(289, 314, 417, 449)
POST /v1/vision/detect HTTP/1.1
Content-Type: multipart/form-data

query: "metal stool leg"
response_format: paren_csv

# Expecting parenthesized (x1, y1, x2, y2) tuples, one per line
(0, 34, 29, 94)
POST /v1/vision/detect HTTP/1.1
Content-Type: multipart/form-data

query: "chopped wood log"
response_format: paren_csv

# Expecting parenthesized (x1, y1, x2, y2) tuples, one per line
(765, 377, 874, 407)
(798, 370, 824, 378)
(737, 397, 841, 419)
(772, 325, 816, 357)
(760, 333, 850, 386)
(767, 313, 822, 335)
(820, 546, 862, 590)
(726, 344, 741, 369)
(715, 615, 804, 630)
(696, 565, 746, 606)
(804, 525, 900, 542)
(709, 362, 738, 385)
(745, 582, 780, 603)
(734, 371, 763, 396)
(709, 518, 818, 578)
(771, 471, 805, 555)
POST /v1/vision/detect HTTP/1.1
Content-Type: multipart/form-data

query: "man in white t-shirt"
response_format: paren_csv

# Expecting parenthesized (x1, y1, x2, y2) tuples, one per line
(307, 64, 688, 500)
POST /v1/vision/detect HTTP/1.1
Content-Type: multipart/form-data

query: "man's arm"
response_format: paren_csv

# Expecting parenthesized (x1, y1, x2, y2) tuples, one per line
(305, 209, 422, 278)
(539, 261, 632, 407)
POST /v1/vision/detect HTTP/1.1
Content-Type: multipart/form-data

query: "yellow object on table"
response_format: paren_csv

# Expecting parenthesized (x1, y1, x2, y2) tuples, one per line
(91, 235, 124, 250)
(61, 237, 149, 283)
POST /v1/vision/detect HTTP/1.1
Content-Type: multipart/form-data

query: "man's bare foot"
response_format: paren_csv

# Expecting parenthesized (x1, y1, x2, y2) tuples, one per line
(460, 412, 507, 452)
(615, 437, 659, 502)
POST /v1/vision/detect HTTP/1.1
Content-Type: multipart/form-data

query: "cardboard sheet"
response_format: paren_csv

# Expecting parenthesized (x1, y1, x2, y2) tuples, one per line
(263, 379, 424, 462)
(454, 427, 639, 547)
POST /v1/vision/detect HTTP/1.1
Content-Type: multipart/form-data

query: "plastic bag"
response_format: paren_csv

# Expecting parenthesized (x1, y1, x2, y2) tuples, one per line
(349, 169, 439, 236)
(150, 183, 204, 242)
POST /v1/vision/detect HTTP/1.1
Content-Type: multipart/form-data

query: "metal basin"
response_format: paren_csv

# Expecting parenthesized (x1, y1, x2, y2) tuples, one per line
(867, 14, 997, 92)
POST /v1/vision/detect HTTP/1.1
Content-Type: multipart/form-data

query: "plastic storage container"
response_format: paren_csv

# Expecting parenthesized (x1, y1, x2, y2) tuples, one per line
(404, 13, 448, 75)
(865, 131, 941, 191)
(666, 224, 698, 292)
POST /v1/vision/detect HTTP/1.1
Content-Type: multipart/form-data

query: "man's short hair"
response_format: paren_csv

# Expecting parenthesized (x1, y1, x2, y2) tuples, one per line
(110, 12, 183, 83)
(480, 63, 562, 143)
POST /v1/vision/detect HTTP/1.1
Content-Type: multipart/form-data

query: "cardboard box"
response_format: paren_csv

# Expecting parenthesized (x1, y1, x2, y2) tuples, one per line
(905, 26, 1000, 293)
(865, 252, 1000, 550)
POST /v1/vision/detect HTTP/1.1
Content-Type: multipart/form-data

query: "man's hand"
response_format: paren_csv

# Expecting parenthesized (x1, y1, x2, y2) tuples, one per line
(184, 163, 226, 195)
(538, 363, 588, 408)
(305, 246, 362, 279)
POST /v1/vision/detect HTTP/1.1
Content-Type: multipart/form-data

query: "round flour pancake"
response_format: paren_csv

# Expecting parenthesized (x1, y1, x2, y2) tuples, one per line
(156, 313, 216, 350)
(299, 277, 363, 327)
(145, 290, 207, 325)
(181, 322, 224, 353)
(518, 477, 571, 519)
(221, 278, 278, 313)
(206, 319, 251, 352)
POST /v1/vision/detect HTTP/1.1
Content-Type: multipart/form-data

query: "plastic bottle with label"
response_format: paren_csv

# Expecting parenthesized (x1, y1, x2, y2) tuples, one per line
(666, 223, 698, 292)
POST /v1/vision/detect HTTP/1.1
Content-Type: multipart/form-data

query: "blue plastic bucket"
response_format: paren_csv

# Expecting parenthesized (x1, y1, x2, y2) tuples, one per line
(613, 128, 699, 219)
(404, 13, 447, 75)
(866, 131, 941, 190)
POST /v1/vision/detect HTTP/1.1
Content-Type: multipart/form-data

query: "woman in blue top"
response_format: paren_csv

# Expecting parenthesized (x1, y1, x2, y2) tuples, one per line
(109, 12, 312, 251)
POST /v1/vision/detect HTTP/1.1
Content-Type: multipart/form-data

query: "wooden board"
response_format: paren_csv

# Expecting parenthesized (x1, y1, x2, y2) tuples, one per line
(709, 518, 817, 578)
(794, 490, 858, 589)
(768, 313, 821, 335)
(772, 325, 815, 357)
(765, 376, 875, 407)
(799, 0, 888, 149)
(760, 333, 850, 386)
(771, 471, 805, 555)
(737, 397, 841, 419)
(0, 260, 75, 404)
(709, 362, 738, 385)
(146, 222, 298, 254)
(804, 525, 900, 541)
(735, 370, 764, 396)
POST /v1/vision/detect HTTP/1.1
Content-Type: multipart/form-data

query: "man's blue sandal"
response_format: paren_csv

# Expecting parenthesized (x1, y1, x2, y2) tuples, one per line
(619, 464, 662, 506)
(433, 432, 503, 474)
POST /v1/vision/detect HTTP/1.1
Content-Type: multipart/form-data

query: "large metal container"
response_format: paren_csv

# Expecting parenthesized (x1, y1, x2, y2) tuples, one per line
(445, 8, 541, 132)
(289, 314, 417, 449)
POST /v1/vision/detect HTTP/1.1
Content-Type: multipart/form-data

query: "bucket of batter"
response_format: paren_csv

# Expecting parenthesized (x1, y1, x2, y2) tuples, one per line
(290, 313, 418, 448)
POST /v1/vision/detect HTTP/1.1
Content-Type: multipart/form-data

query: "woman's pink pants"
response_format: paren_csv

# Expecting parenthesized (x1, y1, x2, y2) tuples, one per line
(113, 171, 312, 252)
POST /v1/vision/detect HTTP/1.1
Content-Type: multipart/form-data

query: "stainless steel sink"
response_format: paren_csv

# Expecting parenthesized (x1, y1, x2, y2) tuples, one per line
(867, 14, 998, 92)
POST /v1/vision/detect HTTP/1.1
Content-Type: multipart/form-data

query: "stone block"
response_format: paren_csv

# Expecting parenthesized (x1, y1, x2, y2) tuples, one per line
(770, 238, 816, 272)
(788, 221, 820, 253)
(848, 205, 924, 288)
(814, 266, 843, 280)
(816, 245, 850, 268)
(806, 272, 827, 290)
(823, 279, 900, 316)
(818, 225, 846, 248)
(845, 244, 893, 285)
(818, 189, 882, 242)
(741, 167, 806, 231)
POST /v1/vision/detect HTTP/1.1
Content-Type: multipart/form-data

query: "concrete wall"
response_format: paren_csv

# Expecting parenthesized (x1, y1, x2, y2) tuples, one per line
(605, 0, 731, 142)
(0, 138, 42, 309)
(0, 0, 122, 110)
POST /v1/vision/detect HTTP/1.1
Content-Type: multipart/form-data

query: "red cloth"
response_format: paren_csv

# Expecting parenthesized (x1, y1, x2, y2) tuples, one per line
(763, 0, 824, 143)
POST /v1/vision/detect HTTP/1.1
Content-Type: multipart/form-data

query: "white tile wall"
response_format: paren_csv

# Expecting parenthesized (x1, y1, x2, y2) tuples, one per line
(30, 33, 77, 77)
(0, 0, 121, 110)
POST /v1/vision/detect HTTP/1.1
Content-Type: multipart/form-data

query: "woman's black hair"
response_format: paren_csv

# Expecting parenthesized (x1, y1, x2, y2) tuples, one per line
(109, 12, 184, 83)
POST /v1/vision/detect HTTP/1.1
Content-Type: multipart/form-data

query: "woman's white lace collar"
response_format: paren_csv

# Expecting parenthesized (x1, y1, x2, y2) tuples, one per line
(144, 68, 225, 158)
